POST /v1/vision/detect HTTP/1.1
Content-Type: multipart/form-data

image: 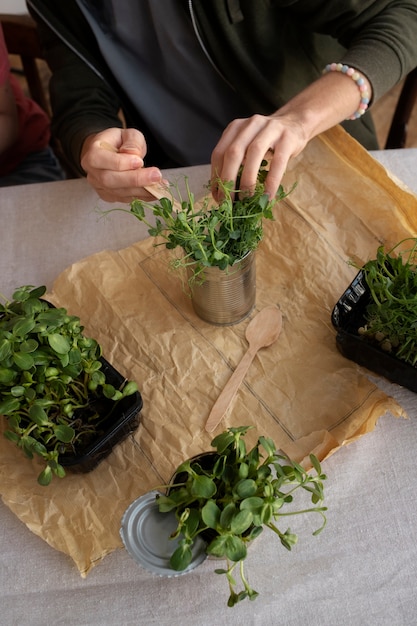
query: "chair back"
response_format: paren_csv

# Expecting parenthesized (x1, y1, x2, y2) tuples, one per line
(385, 68, 417, 149)
(1, 13, 50, 116)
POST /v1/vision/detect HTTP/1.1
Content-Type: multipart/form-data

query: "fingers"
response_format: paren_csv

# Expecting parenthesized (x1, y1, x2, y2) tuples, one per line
(211, 114, 306, 200)
(80, 128, 164, 203)
(118, 127, 146, 157)
(86, 169, 165, 203)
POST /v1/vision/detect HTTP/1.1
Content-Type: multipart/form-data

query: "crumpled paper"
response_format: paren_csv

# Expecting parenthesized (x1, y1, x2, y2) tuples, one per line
(1, 126, 416, 576)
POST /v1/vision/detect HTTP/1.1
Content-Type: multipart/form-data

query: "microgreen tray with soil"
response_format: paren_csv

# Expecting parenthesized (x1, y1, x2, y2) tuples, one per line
(332, 239, 417, 392)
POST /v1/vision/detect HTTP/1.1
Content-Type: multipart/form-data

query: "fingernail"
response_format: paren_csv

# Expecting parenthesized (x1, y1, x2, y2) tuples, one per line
(150, 170, 162, 182)
(131, 157, 143, 168)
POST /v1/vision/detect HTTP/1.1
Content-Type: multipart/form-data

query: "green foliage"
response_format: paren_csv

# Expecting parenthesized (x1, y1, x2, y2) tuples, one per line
(355, 238, 417, 365)
(157, 425, 327, 607)
(104, 162, 296, 284)
(0, 285, 138, 485)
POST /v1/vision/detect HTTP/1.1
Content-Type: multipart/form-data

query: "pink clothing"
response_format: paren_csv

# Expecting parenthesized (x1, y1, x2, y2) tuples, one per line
(0, 24, 51, 176)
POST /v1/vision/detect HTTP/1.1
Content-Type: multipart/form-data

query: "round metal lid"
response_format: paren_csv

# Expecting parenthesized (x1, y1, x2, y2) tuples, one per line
(120, 490, 208, 577)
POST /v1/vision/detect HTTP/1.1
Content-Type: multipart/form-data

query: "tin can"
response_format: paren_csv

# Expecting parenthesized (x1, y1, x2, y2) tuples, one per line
(189, 251, 256, 325)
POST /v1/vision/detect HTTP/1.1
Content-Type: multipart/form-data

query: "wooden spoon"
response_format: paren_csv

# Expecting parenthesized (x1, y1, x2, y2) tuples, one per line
(204, 306, 283, 432)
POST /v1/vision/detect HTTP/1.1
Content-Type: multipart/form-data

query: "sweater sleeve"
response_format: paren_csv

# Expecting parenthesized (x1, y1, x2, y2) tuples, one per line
(283, 0, 417, 101)
(28, 1, 123, 175)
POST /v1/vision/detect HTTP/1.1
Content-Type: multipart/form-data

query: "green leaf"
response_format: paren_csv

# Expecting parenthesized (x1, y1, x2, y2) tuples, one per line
(170, 542, 193, 571)
(206, 534, 229, 558)
(48, 333, 70, 355)
(208, 534, 247, 562)
(122, 380, 138, 396)
(230, 509, 253, 535)
(219, 502, 237, 530)
(38, 466, 53, 486)
(13, 317, 36, 337)
(10, 385, 25, 397)
(3, 429, 20, 444)
(0, 367, 16, 384)
(0, 338, 12, 361)
(224, 535, 247, 562)
(240, 496, 264, 514)
(201, 499, 221, 529)
(0, 396, 20, 415)
(20, 339, 39, 353)
(29, 286, 47, 299)
(211, 431, 234, 453)
(130, 200, 146, 219)
(280, 529, 298, 551)
(260, 503, 273, 525)
(156, 494, 178, 513)
(182, 507, 200, 537)
(258, 435, 277, 457)
(21, 435, 39, 458)
(103, 384, 117, 399)
(235, 479, 257, 498)
(238, 462, 249, 479)
(13, 351, 35, 370)
(28, 403, 50, 426)
(54, 424, 75, 443)
(309, 454, 322, 475)
(68, 347, 82, 364)
(191, 474, 216, 499)
(31, 440, 48, 456)
(54, 463, 66, 479)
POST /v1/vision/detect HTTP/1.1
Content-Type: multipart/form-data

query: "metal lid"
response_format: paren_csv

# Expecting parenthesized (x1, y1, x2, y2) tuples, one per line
(120, 490, 208, 577)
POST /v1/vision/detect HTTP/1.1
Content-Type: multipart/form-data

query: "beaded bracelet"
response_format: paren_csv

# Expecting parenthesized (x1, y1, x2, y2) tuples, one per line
(323, 63, 371, 120)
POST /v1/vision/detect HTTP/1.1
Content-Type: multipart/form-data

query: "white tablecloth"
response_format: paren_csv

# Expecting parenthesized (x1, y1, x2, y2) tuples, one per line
(1, 151, 417, 626)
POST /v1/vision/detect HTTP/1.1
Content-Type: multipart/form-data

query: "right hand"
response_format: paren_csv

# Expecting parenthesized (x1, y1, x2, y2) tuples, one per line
(80, 127, 165, 203)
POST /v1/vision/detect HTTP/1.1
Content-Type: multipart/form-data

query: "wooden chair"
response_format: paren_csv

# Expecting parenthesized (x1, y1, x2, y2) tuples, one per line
(1, 13, 51, 116)
(1, 12, 80, 178)
(385, 67, 417, 149)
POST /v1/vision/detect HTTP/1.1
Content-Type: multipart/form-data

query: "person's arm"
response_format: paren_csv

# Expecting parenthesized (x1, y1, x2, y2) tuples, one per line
(211, 68, 372, 200)
(199, 0, 417, 198)
(28, 1, 165, 201)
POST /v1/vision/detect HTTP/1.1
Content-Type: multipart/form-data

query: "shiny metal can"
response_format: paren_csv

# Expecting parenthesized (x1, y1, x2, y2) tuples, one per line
(190, 251, 256, 325)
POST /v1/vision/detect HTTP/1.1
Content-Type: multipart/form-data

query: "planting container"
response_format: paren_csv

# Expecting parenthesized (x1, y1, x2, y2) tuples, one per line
(59, 357, 143, 473)
(331, 270, 417, 392)
(189, 251, 256, 325)
(120, 490, 207, 576)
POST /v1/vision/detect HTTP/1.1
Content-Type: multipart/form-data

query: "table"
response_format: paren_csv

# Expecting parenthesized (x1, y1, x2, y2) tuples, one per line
(1, 151, 417, 626)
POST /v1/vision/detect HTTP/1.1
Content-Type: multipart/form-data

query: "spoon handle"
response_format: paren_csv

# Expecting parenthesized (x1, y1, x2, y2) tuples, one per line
(204, 347, 257, 432)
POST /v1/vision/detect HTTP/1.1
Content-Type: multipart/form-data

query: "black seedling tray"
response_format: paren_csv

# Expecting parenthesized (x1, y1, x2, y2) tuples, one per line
(59, 357, 143, 473)
(331, 270, 417, 392)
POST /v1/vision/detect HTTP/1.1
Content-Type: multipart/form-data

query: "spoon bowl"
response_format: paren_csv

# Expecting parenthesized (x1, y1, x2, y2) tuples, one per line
(204, 306, 283, 432)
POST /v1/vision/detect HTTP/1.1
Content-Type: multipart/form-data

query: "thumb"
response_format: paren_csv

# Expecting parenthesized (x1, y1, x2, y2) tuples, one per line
(119, 128, 147, 157)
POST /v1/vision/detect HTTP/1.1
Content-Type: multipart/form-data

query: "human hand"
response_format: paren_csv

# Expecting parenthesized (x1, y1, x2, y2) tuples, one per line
(210, 113, 307, 200)
(80, 127, 165, 203)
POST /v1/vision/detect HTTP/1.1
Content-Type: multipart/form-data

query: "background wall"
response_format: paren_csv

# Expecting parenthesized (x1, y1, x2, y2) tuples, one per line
(0, 1, 27, 13)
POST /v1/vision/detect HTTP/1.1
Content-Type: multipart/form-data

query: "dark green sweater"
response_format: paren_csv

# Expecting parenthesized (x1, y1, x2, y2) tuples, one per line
(27, 0, 417, 173)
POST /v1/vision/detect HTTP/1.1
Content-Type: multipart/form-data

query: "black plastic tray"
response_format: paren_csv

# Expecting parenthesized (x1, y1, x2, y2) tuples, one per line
(59, 357, 143, 473)
(331, 270, 417, 392)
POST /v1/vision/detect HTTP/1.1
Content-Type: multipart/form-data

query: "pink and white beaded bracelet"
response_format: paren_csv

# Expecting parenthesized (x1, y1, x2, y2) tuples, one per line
(323, 63, 371, 120)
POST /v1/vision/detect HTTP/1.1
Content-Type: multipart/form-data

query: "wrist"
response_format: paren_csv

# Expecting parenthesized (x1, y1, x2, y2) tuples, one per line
(323, 63, 372, 120)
